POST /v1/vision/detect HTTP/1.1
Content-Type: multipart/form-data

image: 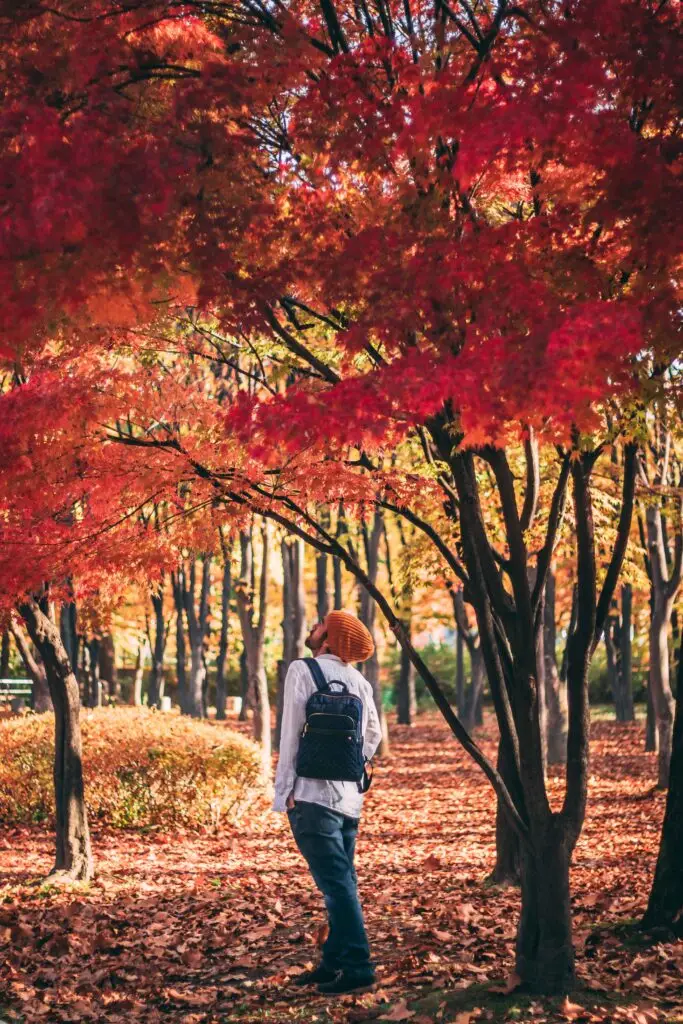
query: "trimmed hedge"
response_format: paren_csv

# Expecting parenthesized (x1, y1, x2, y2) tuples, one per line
(0, 707, 263, 829)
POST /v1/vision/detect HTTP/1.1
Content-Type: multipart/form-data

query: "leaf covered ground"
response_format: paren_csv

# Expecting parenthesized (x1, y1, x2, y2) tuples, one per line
(1, 712, 681, 1024)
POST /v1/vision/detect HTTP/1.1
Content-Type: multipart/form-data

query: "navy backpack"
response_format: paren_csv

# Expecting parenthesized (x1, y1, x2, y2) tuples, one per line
(295, 658, 373, 793)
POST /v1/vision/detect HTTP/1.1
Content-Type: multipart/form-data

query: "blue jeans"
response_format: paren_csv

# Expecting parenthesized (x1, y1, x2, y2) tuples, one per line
(288, 800, 374, 980)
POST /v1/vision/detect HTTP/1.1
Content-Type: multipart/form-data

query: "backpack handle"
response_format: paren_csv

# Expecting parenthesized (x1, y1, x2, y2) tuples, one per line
(303, 657, 349, 694)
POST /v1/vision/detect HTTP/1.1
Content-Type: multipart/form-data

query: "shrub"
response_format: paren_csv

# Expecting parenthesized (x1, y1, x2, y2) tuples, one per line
(0, 707, 263, 829)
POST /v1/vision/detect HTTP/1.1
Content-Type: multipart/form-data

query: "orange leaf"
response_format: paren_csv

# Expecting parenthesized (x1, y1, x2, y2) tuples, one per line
(380, 1000, 416, 1021)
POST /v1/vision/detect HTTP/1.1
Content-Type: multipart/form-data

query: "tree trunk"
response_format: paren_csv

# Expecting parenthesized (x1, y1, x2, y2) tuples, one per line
(183, 557, 211, 719)
(396, 642, 417, 726)
(18, 598, 93, 882)
(455, 625, 465, 720)
(10, 618, 52, 712)
(605, 585, 634, 723)
(462, 645, 485, 732)
(316, 508, 331, 621)
(59, 600, 79, 682)
(133, 641, 144, 707)
(643, 635, 683, 935)
(359, 510, 389, 755)
(87, 638, 101, 708)
(98, 634, 119, 701)
(1, 629, 10, 678)
(645, 670, 658, 752)
(148, 589, 165, 709)
(236, 524, 271, 776)
(215, 553, 232, 721)
(277, 537, 306, 748)
(544, 571, 568, 764)
(644, 504, 682, 786)
(333, 555, 343, 610)
(238, 645, 249, 721)
(187, 641, 206, 718)
(516, 824, 575, 993)
(619, 583, 634, 721)
(487, 742, 522, 887)
(650, 609, 675, 786)
(450, 585, 485, 732)
(171, 570, 188, 713)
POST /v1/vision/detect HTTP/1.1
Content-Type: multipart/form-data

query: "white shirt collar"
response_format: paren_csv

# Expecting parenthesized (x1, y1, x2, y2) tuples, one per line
(317, 653, 345, 664)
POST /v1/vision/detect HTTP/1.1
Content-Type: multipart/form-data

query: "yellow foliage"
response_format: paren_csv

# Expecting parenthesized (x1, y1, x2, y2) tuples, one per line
(0, 708, 262, 830)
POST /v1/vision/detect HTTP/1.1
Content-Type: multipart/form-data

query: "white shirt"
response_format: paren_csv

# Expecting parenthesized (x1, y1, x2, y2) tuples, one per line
(272, 653, 382, 819)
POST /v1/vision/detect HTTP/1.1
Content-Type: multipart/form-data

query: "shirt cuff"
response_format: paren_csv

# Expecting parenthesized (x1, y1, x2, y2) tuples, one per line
(272, 776, 296, 813)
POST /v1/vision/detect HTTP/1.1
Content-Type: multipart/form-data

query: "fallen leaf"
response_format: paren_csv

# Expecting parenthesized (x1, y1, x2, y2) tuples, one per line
(560, 996, 586, 1020)
(490, 970, 522, 994)
(422, 854, 442, 871)
(380, 999, 416, 1021)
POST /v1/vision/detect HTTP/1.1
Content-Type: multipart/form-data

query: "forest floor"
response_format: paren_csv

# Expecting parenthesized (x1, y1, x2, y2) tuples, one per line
(1, 711, 681, 1024)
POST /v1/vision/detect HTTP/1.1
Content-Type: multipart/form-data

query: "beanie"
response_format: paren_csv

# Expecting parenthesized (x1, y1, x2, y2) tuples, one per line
(325, 610, 374, 664)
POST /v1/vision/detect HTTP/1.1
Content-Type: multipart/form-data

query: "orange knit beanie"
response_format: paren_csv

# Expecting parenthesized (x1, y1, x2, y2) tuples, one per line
(325, 610, 374, 664)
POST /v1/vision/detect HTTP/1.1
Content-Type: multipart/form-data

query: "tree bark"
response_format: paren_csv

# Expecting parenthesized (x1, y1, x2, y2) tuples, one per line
(171, 570, 188, 713)
(238, 644, 249, 721)
(645, 671, 658, 751)
(643, 635, 683, 935)
(544, 570, 568, 764)
(59, 600, 79, 682)
(333, 554, 343, 609)
(604, 584, 634, 723)
(488, 741, 522, 887)
(17, 598, 93, 881)
(132, 641, 144, 707)
(148, 588, 166, 709)
(396, 641, 417, 726)
(516, 822, 574, 993)
(236, 523, 271, 775)
(450, 586, 485, 733)
(86, 637, 101, 707)
(215, 537, 233, 721)
(181, 557, 211, 718)
(645, 504, 682, 787)
(1, 629, 10, 678)
(359, 510, 389, 754)
(10, 618, 52, 712)
(619, 583, 634, 721)
(316, 508, 331, 621)
(455, 624, 465, 720)
(276, 536, 306, 747)
(98, 634, 119, 701)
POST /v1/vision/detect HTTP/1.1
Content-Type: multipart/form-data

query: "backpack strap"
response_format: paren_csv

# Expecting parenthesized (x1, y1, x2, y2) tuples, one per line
(302, 657, 348, 694)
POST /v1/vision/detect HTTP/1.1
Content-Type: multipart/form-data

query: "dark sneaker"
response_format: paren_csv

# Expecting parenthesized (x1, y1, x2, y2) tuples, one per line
(292, 963, 338, 987)
(317, 970, 376, 995)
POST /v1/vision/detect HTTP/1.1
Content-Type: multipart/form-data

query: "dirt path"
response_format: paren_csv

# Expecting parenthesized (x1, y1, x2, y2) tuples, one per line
(0, 713, 680, 1023)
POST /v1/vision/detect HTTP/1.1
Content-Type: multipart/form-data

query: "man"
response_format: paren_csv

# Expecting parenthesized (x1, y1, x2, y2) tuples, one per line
(273, 609, 382, 994)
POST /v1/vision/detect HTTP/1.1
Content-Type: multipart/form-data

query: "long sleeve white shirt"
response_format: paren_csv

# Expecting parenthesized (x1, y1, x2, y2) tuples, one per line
(272, 653, 382, 819)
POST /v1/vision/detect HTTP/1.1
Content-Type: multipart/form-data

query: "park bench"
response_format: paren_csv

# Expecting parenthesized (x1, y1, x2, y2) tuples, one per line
(0, 678, 33, 711)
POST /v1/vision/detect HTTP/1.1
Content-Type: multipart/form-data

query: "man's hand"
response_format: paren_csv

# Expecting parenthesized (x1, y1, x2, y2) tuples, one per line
(286, 791, 296, 810)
